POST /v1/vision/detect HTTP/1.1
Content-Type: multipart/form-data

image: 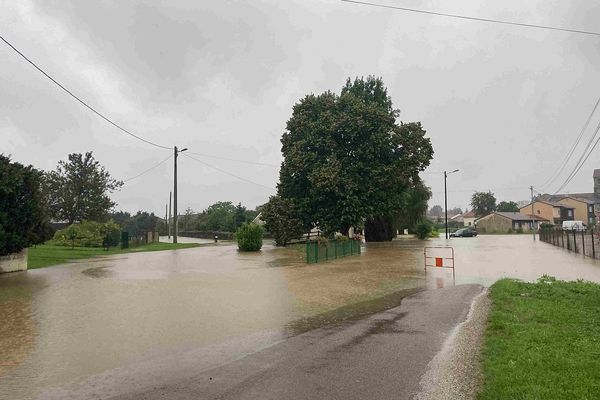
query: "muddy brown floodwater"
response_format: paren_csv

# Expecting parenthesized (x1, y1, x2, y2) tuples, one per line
(1, 235, 600, 399)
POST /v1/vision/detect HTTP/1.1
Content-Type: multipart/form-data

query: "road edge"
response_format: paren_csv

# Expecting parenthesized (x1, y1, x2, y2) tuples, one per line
(414, 287, 491, 400)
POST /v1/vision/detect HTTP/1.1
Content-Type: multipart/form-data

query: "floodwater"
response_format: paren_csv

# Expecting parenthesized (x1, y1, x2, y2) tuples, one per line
(1, 235, 600, 399)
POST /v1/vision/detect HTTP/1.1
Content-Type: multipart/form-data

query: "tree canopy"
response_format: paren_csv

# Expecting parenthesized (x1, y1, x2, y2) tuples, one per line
(44, 152, 123, 223)
(0, 155, 50, 255)
(497, 201, 519, 212)
(471, 191, 497, 217)
(277, 76, 433, 237)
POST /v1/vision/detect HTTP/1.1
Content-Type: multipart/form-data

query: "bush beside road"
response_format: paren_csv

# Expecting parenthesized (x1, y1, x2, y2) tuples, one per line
(479, 277, 600, 399)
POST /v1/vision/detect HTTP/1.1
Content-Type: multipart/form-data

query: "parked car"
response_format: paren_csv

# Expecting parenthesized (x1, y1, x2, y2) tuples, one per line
(562, 220, 586, 231)
(450, 227, 478, 237)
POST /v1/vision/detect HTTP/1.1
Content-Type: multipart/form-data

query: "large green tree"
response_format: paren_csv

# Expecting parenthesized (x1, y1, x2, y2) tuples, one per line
(278, 77, 433, 237)
(471, 191, 497, 217)
(497, 201, 519, 212)
(0, 155, 51, 255)
(260, 195, 305, 246)
(44, 152, 123, 223)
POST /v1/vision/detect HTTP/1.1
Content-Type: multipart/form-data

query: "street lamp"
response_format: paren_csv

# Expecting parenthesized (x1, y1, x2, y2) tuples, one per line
(444, 169, 460, 239)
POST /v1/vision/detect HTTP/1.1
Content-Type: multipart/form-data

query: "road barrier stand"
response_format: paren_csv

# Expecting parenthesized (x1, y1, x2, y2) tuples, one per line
(424, 246, 455, 285)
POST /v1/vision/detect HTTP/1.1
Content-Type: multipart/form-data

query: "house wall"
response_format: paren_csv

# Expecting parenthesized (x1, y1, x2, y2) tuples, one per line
(557, 198, 588, 223)
(463, 217, 476, 227)
(520, 202, 555, 223)
(476, 214, 512, 234)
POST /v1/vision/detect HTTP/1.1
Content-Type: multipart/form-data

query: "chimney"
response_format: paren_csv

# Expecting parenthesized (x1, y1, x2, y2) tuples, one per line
(594, 169, 600, 197)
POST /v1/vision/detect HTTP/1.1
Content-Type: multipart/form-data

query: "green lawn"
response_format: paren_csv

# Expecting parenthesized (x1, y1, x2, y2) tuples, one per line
(28, 242, 201, 269)
(479, 277, 600, 399)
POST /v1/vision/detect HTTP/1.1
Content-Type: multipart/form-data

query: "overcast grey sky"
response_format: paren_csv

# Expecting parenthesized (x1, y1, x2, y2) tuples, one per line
(2, 0, 599, 215)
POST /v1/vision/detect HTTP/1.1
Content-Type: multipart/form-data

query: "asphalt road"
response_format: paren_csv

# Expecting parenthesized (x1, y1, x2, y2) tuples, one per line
(112, 284, 483, 400)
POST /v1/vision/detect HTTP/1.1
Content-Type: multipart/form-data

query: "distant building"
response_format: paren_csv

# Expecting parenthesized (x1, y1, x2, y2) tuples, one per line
(461, 210, 477, 227)
(476, 212, 548, 234)
(539, 169, 600, 225)
(519, 200, 574, 225)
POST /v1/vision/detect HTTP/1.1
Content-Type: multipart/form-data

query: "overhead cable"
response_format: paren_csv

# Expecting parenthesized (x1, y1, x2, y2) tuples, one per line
(182, 153, 276, 191)
(539, 96, 600, 190)
(186, 150, 279, 167)
(340, 0, 600, 37)
(123, 154, 173, 183)
(554, 118, 600, 194)
(0, 34, 172, 150)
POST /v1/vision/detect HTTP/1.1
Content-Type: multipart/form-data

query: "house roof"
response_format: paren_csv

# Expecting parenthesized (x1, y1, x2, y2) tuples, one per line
(559, 196, 597, 205)
(547, 193, 600, 204)
(479, 212, 549, 222)
(462, 210, 477, 218)
(520, 200, 561, 208)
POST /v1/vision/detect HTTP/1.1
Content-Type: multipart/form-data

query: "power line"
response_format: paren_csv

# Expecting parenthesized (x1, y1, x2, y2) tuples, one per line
(554, 118, 600, 193)
(123, 154, 173, 183)
(340, 0, 600, 37)
(0, 34, 172, 150)
(186, 150, 279, 167)
(539, 96, 600, 190)
(181, 153, 276, 191)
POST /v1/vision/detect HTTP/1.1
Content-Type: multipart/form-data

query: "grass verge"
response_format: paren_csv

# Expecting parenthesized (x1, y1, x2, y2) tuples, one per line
(28, 242, 201, 269)
(478, 276, 600, 399)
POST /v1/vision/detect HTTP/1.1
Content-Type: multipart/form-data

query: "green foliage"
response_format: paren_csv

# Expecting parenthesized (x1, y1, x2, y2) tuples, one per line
(53, 220, 121, 248)
(497, 200, 519, 212)
(235, 223, 263, 251)
(480, 278, 600, 399)
(44, 152, 123, 223)
(122, 211, 158, 235)
(261, 195, 305, 246)
(278, 76, 433, 236)
(0, 155, 51, 255)
(470, 191, 497, 217)
(415, 219, 433, 240)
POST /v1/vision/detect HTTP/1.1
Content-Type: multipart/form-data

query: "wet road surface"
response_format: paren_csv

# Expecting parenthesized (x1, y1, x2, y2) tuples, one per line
(110, 285, 484, 400)
(1, 235, 600, 399)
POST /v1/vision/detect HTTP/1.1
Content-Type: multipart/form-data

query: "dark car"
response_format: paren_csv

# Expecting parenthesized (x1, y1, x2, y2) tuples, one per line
(450, 227, 478, 237)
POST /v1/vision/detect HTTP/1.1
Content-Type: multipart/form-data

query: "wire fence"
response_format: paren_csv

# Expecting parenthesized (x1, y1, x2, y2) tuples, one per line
(306, 239, 362, 264)
(539, 227, 600, 259)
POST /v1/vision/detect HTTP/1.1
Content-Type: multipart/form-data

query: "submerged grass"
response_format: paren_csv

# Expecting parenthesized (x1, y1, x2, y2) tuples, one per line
(28, 242, 201, 269)
(479, 276, 600, 399)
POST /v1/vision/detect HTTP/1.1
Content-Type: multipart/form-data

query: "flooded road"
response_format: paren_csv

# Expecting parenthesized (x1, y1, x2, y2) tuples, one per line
(1, 235, 600, 399)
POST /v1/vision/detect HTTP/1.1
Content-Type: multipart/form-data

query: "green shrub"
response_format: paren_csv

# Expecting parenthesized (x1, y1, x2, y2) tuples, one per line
(516, 227, 524, 234)
(53, 220, 121, 248)
(235, 223, 263, 251)
(415, 219, 433, 240)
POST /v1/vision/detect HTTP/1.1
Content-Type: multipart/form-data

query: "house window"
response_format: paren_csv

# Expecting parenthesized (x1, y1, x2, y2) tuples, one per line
(590, 206, 594, 213)
(537, 210, 540, 214)
(568, 210, 573, 217)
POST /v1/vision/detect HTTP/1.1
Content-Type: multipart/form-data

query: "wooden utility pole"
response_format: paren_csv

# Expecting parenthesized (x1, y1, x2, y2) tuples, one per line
(168, 191, 172, 239)
(173, 146, 188, 244)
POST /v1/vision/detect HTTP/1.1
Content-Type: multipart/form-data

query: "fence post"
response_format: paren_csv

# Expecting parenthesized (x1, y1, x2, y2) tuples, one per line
(566, 230, 570, 251)
(582, 229, 586, 256)
(561, 229, 564, 248)
(593, 227, 596, 259)
(574, 230, 578, 253)
(315, 241, 319, 263)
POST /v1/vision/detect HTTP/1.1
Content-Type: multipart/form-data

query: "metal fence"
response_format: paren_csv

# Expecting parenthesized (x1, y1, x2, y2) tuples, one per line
(306, 239, 361, 264)
(539, 227, 599, 259)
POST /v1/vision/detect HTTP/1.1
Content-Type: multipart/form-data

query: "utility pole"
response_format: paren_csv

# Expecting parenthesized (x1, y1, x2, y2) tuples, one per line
(165, 204, 168, 238)
(173, 146, 188, 244)
(530, 185, 536, 241)
(168, 192, 172, 239)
